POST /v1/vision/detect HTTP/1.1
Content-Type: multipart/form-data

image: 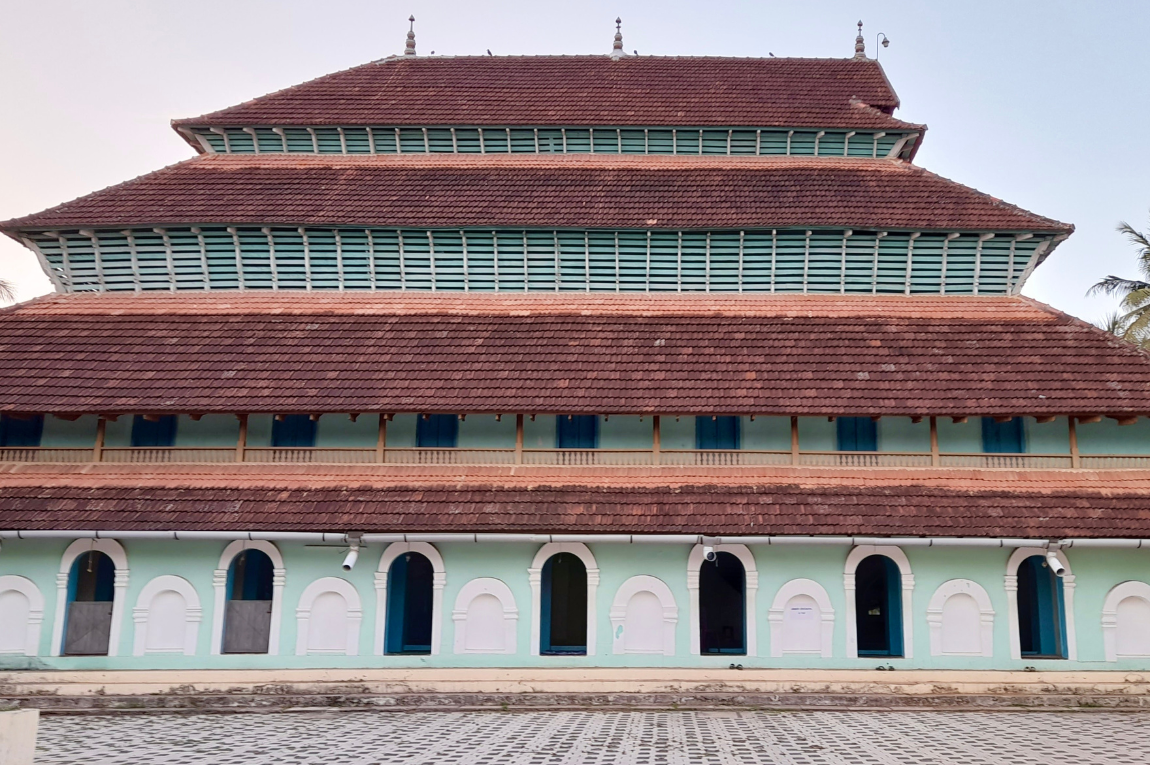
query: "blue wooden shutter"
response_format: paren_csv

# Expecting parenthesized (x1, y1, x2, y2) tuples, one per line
(130, 415, 177, 447)
(695, 416, 739, 449)
(981, 417, 1024, 453)
(417, 414, 459, 447)
(0, 415, 44, 447)
(836, 417, 877, 451)
(271, 415, 317, 447)
(556, 415, 597, 448)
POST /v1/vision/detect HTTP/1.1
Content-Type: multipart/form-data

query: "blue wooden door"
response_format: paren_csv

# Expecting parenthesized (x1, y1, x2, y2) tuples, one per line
(131, 415, 178, 447)
(982, 417, 1025, 453)
(417, 414, 459, 447)
(556, 415, 597, 448)
(696, 416, 739, 449)
(272, 415, 317, 447)
(0, 415, 43, 447)
(837, 417, 877, 451)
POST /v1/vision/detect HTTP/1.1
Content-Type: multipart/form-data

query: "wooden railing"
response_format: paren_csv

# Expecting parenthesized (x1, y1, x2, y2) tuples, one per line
(3, 446, 1150, 469)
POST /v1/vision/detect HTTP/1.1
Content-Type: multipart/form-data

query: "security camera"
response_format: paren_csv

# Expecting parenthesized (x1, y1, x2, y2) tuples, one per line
(703, 545, 717, 563)
(1046, 551, 1066, 577)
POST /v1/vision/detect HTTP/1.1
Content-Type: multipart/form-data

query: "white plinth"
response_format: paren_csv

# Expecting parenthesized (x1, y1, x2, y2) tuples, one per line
(0, 709, 39, 765)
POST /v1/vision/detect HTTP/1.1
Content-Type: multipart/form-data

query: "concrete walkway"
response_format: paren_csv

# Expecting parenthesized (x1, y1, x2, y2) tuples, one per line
(34, 710, 1150, 764)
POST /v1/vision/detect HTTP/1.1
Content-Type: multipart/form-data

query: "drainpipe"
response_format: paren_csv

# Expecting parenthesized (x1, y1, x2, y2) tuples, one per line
(1, 530, 1148, 548)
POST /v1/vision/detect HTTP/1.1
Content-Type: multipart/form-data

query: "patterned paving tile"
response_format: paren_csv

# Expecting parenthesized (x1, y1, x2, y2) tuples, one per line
(34, 710, 1150, 765)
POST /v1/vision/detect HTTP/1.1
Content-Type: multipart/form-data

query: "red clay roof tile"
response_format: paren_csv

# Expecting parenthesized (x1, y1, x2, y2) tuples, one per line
(1, 293, 1145, 416)
(0, 154, 1069, 233)
(170, 56, 917, 131)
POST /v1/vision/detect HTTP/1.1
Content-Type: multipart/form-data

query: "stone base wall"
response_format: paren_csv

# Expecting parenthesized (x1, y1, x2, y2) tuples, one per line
(3, 668, 1149, 713)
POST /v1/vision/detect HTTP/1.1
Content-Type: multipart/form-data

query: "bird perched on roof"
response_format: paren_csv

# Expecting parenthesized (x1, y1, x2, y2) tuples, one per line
(486, 49, 493, 56)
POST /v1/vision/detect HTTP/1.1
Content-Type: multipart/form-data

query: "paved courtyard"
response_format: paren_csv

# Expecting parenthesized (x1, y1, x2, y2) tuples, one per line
(35, 709, 1150, 765)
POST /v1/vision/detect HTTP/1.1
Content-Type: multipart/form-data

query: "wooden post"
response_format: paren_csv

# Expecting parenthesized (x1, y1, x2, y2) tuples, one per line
(790, 416, 799, 465)
(515, 414, 524, 464)
(652, 415, 661, 464)
(235, 415, 247, 463)
(1068, 416, 1080, 468)
(93, 416, 106, 462)
(929, 416, 940, 467)
(376, 414, 387, 463)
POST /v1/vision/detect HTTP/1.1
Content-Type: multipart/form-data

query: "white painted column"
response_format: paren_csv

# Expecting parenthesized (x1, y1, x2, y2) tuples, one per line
(843, 571, 857, 659)
(431, 571, 446, 656)
(745, 569, 759, 658)
(687, 568, 701, 655)
(269, 568, 285, 656)
(528, 566, 542, 657)
(586, 568, 599, 657)
(1063, 574, 1078, 661)
(210, 568, 227, 656)
(50, 573, 68, 657)
(900, 573, 915, 660)
(373, 570, 388, 656)
(1005, 574, 1020, 660)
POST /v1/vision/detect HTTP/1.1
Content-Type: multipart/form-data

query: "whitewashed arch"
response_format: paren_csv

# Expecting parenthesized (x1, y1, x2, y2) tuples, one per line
(844, 545, 914, 660)
(211, 540, 285, 656)
(453, 577, 519, 654)
(0, 576, 45, 656)
(295, 577, 362, 656)
(529, 543, 599, 656)
(1005, 547, 1077, 660)
(610, 575, 678, 656)
(132, 575, 201, 656)
(52, 539, 129, 657)
(927, 579, 994, 657)
(768, 578, 834, 658)
(1102, 581, 1150, 661)
(374, 542, 445, 656)
(688, 544, 758, 657)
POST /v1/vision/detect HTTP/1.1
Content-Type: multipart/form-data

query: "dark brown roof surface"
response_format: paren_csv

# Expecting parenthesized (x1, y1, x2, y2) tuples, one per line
(0, 154, 1070, 233)
(1, 292, 1146, 416)
(171, 56, 917, 131)
(2, 464, 1148, 537)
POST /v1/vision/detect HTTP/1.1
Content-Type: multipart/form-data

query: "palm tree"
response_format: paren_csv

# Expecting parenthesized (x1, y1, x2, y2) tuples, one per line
(0, 278, 14, 303)
(1089, 214, 1150, 347)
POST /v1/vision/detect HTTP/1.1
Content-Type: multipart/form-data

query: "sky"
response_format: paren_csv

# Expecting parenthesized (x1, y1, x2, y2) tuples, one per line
(1, 0, 1147, 322)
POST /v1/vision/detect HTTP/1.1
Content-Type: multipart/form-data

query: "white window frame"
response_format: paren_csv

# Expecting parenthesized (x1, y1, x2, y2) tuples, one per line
(52, 539, 128, 657)
(211, 540, 285, 656)
(609, 575, 678, 656)
(295, 576, 363, 656)
(687, 543, 759, 657)
(0, 575, 45, 656)
(926, 578, 994, 657)
(132, 575, 202, 656)
(1004, 547, 1077, 661)
(768, 578, 834, 658)
(1101, 580, 1150, 661)
(529, 542, 599, 657)
(452, 577, 519, 655)
(844, 545, 914, 660)
(374, 541, 446, 656)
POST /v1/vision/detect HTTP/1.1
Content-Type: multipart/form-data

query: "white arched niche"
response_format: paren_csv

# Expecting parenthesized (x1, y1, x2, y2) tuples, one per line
(52, 539, 129, 657)
(374, 542, 446, 656)
(529, 542, 599, 657)
(453, 577, 519, 655)
(132, 575, 202, 656)
(1102, 581, 1150, 661)
(609, 575, 678, 656)
(295, 577, 362, 656)
(768, 578, 834, 658)
(844, 545, 914, 660)
(0, 576, 45, 656)
(1005, 547, 1077, 661)
(926, 579, 994, 658)
(687, 543, 759, 657)
(211, 540, 285, 656)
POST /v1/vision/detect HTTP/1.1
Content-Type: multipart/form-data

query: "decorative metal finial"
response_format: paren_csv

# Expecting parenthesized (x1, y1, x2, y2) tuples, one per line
(854, 20, 866, 59)
(611, 17, 625, 60)
(405, 15, 417, 56)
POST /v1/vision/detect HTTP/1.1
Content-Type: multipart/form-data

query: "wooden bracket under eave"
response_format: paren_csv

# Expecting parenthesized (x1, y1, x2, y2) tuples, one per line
(1077, 415, 1102, 424)
(1108, 415, 1139, 426)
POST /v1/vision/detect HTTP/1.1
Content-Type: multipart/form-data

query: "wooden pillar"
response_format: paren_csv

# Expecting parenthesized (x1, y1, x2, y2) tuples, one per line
(790, 416, 799, 465)
(93, 416, 106, 462)
(515, 414, 524, 464)
(929, 416, 940, 467)
(1069, 416, 1080, 468)
(235, 415, 247, 463)
(376, 414, 387, 463)
(652, 415, 661, 464)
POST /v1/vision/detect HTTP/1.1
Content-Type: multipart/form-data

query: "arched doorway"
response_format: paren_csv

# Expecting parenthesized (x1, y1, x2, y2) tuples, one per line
(699, 552, 746, 654)
(63, 550, 116, 655)
(1016, 555, 1066, 658)
(385, 551, 434, 654)
(854, 555, 903, 657)
(222, 549, 274, 654)
(540, 552, 587, 655)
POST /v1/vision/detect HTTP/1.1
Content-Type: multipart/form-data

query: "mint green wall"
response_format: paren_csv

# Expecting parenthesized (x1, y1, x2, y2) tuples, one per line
(523, 416, 557, 448)
(937, 418, 981, 453)
(878, 418, 930, 452)
(458, 415, 516, 448)
(177, 415, 239, 447)
(102, 417, 133, 448)
(600, 417, 652, 449)
(387, 415, 417, 448)
(246, 415, 273, 447)
(39, 415, 98, 447)
(798, 417, 836, 451)
(3, 537, 1146, 671)
(1078, 418, 1150, 454)
(742, 417, 790, 450)
(660, 417, 694, 450)
(1029, 417, 1071, 453)
(316, 414, 376, 448)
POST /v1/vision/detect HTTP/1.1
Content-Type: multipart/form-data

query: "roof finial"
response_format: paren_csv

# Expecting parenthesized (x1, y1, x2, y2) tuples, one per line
(405, 15, 417, 56)
(610, 17, 625, 60)
(854, 20, 866, 59)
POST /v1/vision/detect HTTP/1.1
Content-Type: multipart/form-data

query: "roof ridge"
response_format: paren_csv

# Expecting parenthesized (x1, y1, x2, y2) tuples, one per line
(1018, 294, 1150, 362)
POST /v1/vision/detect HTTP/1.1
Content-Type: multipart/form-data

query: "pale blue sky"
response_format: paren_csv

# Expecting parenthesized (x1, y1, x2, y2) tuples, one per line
(1, 0, 1147, 321)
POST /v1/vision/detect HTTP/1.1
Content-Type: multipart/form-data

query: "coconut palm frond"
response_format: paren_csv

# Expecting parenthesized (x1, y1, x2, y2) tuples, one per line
(1087, 275, 1150, 298)
(1096, 311, 1130, 337)
(0, 279, 14, 303)
(1117, 220, 1150, 281)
